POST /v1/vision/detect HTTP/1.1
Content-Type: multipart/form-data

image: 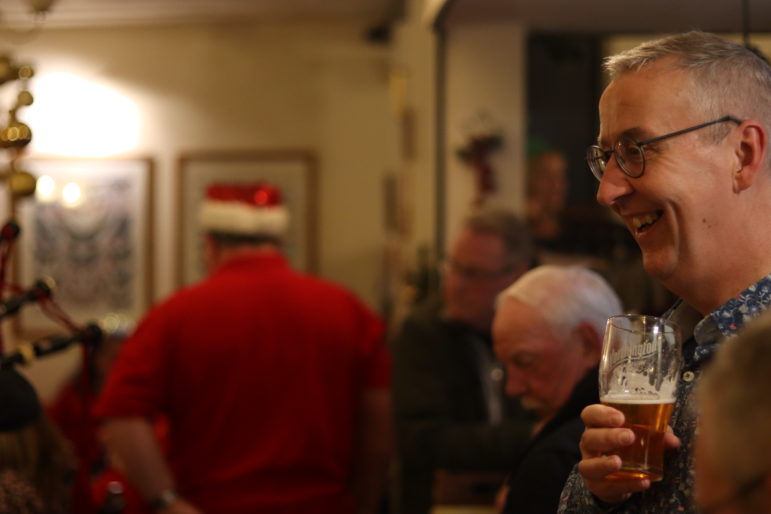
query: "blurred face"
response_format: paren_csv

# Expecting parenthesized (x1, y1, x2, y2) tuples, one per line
(595, 61, 739, 295)
(492, 299, 588, 420)
(443, 228, 525, 333)
(528, 152, 568, 214)
(695, 398, 770, 514)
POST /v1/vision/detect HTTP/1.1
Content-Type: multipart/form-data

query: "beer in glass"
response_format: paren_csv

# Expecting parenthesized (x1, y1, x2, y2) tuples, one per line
(599, 314, 681, 482)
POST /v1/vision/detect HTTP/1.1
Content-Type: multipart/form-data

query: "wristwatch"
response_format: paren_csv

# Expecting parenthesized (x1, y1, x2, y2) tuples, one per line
(149, 488, 180, 511)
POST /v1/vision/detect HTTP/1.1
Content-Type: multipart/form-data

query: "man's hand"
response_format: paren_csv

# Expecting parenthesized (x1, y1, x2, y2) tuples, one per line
(576, 404, 680, 505)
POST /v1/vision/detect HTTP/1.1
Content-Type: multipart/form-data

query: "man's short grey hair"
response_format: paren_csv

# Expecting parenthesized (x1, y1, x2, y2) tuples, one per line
(700, 310, 771, 512)
(462, 207, 534, 269)
(605, 31, 771, 160)
(497, 265, 622, 339)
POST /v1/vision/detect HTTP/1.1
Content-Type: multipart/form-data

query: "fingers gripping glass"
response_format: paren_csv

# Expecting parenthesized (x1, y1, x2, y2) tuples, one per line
(586, 116, 742, 181)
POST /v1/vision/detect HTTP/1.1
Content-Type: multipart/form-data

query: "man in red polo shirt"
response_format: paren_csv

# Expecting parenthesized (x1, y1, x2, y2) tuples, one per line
(94, 182, 391, 514)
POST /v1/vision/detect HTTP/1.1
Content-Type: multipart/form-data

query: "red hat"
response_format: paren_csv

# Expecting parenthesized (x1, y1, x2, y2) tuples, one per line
(199, 182, 289, 237)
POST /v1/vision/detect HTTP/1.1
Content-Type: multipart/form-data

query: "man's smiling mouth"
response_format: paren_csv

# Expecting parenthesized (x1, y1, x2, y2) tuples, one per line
(631, 211, 663, 233)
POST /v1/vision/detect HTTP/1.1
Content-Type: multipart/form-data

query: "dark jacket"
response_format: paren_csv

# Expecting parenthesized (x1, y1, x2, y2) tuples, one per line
(392, 297, 534, 514)
(503, 366, 599, 514)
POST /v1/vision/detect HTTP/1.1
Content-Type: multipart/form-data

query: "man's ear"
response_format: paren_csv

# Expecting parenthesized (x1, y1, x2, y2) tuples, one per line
(573, 322, 602, 368)
(733, 120, 767, 193)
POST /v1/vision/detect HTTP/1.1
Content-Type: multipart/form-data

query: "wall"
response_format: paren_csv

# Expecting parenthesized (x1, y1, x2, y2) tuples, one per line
(443, 21, 527, 245)
(1, 20, 396, 398)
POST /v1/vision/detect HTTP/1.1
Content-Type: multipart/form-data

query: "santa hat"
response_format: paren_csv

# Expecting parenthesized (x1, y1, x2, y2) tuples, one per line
(199, 182, 289, 237)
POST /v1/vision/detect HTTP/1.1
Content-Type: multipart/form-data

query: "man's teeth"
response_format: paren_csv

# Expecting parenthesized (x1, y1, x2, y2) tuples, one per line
(631, 212, 662, 230)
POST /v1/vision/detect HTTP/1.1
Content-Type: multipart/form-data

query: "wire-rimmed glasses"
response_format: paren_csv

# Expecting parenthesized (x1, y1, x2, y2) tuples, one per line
(586, 115, 742, 181)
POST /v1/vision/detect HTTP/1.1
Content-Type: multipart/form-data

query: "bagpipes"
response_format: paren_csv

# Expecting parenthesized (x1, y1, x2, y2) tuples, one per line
(0, 219, 104, 388)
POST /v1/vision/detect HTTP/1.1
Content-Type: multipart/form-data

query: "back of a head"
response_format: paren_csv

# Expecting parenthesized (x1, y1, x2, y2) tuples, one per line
(605, 31, 771, 164)
(199, 182, 290, 247)
(700, 311, 771, 511)
(498, 265, 623, 338)
(0, 369, 41, 434)
(462, 207, 534, 269)
(0, 368, 74, 511)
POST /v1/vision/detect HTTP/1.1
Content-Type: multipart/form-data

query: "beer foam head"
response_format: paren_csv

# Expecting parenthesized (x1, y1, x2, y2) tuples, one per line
(601, 393, 676, 404)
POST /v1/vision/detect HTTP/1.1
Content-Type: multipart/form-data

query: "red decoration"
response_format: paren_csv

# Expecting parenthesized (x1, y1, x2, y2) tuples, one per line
(456, 133, 503, 206)
(206, 183, 283, 207)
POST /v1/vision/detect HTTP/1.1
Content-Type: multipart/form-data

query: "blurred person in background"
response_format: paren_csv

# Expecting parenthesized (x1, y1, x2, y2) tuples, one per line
(493, 265, 622, 513)
(696, 310, 771, 514)
(0, 367, 75, 514)
(392, 207, 535, 513)
(95, 182, 391, 514)
(47, 314, 161, 514)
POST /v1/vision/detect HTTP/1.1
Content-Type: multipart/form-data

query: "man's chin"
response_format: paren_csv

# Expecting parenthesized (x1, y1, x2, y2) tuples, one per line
(639, 242, 678, 276)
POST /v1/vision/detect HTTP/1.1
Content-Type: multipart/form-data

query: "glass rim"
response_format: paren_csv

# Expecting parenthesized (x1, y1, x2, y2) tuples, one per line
(606, 313, 681, 334)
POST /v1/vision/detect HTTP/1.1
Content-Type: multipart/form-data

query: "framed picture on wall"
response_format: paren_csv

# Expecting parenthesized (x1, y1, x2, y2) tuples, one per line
(14, 157, 154, 337)
(176, 150, 317, 286)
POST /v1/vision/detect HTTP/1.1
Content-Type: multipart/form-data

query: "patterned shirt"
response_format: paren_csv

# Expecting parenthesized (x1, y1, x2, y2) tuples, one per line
(557, 274, 771, 513)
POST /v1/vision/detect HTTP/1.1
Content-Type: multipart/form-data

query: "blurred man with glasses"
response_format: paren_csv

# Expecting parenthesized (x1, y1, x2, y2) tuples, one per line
(559, 31, 771, 513)
(392, 208, 535, 513)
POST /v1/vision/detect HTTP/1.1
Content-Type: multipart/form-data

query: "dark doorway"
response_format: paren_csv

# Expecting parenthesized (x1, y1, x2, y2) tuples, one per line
(526, 33, 602, 207)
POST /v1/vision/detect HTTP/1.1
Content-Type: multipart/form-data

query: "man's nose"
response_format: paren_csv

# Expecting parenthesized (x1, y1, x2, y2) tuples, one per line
(596, 157, 634, 207)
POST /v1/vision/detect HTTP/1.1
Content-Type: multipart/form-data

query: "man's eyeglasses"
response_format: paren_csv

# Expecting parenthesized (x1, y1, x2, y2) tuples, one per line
(442, 259, 514, 281)
(586, 115, 742, 181)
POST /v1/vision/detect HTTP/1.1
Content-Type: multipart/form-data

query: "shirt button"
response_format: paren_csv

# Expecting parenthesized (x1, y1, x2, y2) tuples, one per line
(682, 371, 695, 382)
(490, 368, 504, 382)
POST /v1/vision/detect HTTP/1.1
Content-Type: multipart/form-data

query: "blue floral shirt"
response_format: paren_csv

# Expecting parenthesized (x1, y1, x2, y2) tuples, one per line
(557, 275, 771, 513)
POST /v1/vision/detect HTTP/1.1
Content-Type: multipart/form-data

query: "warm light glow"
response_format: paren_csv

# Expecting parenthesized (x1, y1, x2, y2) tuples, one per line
(25, 72, 140, 157)
(61, 182, 82, 207)
(35, 174, 56, 202)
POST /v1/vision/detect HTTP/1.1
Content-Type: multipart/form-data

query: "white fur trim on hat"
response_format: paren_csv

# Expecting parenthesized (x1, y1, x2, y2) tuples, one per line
(200, 199, 289, 236)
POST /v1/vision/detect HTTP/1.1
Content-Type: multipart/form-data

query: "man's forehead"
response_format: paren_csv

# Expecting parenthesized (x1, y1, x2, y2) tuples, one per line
(597, 66, 695, 143)
(498, 300, 554, 340)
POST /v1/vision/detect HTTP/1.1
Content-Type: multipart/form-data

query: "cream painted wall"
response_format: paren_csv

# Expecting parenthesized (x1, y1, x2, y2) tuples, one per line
(391, 0, 439, 253)
(443, 21, 527, 247)
(9, 21, 394, 305)
(3, 20, 396, 398)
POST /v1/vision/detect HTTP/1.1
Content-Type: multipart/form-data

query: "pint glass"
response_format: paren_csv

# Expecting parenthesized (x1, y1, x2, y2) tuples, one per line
(599, 314, 682, 481)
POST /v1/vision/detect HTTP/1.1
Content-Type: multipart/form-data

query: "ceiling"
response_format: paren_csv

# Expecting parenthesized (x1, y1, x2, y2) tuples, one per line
(0, 0, 768, 35)
(445, 0, 771, 34)
(0, 0, 401, 28)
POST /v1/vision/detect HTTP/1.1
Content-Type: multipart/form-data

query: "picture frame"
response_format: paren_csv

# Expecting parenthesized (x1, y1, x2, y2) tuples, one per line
(14, 157, 154, 337)
(176, 150, 317, 286)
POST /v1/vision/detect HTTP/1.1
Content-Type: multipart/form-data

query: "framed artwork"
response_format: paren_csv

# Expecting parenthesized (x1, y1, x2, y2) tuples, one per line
(14, 157, 154, 337)
(176, 150, 317, 286)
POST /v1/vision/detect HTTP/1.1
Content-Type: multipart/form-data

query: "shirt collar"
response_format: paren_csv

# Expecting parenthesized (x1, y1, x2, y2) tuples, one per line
(667, 274, 771, 347)
(708, 273, 771, 337)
